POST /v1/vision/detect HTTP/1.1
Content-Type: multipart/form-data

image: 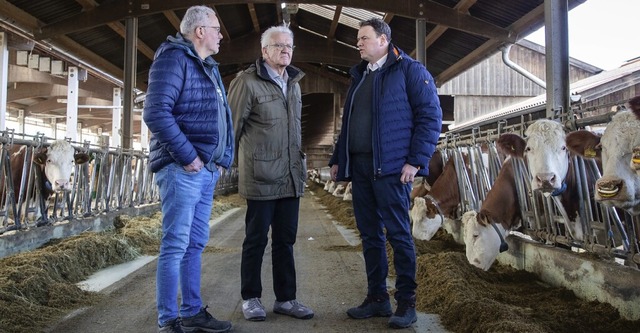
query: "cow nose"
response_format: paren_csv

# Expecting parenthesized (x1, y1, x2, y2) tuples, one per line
(54, 179, 70, 191)
(535, 173, 556, 188)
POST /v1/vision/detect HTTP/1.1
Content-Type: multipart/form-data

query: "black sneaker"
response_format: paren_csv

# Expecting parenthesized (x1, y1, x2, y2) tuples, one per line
(181, 306, 232, 333)
(158, 318, 184, 333)
(346, 295, 393, 319)
(388, 299, 417, 329)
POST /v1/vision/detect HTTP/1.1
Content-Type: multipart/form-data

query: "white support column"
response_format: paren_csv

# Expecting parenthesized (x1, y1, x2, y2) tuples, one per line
(66, 66, 79, 141)
(112, 87, 122, 147)
(77, 122, 82, 142)
(140, 118, 149, 150)
(0, 32, 9, 131)
(51, 118, 58, 139)
(18, 109, 24, 133)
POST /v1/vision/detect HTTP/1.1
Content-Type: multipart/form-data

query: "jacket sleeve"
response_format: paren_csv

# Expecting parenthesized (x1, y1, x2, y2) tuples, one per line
(142, 51, 197, 166)
(227, 73, 253, 166)
(405, 61, 443, 172)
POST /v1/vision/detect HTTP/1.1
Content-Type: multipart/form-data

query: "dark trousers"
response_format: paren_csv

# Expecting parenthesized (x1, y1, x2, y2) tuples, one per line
(241, 197, 300, 302)
(350, 154, 417, 301)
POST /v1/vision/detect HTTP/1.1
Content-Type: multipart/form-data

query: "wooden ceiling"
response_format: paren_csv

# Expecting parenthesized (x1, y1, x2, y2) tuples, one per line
(0, 0, 584, 145)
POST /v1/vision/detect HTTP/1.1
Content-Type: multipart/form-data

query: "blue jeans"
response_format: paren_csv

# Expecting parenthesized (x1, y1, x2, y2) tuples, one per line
(155, 163, 219, 326)
(350, 154, 417, 301)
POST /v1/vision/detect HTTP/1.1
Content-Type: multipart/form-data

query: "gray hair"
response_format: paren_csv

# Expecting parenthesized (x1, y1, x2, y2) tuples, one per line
(260, 25, 294, 48)
(180, 6, 216, 36)
(360, 18, 392, 42)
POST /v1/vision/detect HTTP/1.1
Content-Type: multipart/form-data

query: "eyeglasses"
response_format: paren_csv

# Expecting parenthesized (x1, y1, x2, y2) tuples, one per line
(268, 43, 295, 51)
(200, 26, 221, 34)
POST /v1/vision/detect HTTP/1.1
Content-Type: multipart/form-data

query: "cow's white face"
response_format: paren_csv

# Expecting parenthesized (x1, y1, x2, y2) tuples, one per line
(332, 184, 346, 197)
(462, 211, 501, 271)
(410, 197, 442, 241)
(524, 120, 570, 193)
(35, 141, 88, 193)
(343, 182, 353, 201)
(596, 112, 640, 214)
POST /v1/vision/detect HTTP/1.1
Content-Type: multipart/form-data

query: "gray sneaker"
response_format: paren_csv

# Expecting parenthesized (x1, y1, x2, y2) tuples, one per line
(242, 297, 266, 321)
(273, 299, 314, 319)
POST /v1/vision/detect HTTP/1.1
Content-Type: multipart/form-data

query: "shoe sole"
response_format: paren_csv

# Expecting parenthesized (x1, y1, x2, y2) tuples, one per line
(245, 315, 266, 321)
(273, 310, 314, 319)
(347, 311, 393, 319)
(182, 325, 232, 333)
(388, 317, 417, 329)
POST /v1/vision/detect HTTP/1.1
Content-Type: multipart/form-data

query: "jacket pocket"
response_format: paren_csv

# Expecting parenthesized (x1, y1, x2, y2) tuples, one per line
(253, 150, 285, 183)
(255, 94, 283, 120)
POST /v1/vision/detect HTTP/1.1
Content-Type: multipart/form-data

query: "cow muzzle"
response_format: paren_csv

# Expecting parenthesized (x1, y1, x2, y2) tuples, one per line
(596, 179, 623, 199)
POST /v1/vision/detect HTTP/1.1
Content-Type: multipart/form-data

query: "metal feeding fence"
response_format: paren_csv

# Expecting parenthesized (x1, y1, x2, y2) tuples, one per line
(0, 131, 238, 234)
(438, 94, 640, 269)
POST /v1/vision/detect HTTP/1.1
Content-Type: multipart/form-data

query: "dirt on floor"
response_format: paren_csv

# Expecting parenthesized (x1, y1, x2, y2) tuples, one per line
(0, 196, 243, 333)
(308, 181, 640, 333)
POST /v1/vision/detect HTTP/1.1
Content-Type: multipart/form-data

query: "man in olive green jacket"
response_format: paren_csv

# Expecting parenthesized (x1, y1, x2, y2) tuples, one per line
(227, 25, 312, 322)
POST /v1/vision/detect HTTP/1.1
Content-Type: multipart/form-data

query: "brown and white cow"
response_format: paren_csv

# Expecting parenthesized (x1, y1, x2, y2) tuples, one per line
(410, 153, 469, 241)
(566, 109, 640, 215)
(7, 140, 90, 225)
(410, 150, 445, 201)
(462, 132, 527, 270)
(464, 119, 584, 270)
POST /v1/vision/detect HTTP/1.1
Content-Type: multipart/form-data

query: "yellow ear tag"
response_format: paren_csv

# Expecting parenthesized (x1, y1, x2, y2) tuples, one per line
(584, 147, 596, 158)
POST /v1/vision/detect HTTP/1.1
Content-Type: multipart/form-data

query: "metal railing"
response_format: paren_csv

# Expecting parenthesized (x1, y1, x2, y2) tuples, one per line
(437, 98, 640, 268)
(0, 131, 238, 234)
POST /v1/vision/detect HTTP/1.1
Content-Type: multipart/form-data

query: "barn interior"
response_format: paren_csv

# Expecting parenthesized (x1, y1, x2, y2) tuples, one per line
(1, 0, 585, 165)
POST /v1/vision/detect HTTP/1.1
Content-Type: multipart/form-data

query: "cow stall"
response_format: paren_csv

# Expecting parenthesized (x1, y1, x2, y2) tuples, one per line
(0, 131, 238, 257)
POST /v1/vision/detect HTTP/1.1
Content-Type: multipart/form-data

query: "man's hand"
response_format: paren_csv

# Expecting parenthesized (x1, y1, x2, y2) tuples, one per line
(330, 164, 339, 181)
(400, 163, 419, 184)
(184, 156, 204, 173)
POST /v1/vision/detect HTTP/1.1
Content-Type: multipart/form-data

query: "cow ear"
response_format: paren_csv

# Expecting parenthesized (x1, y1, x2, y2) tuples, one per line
(566, 130, 601, 159)
(34, 152, 47, 165)
(496, 133, 526, 158)
(74, 153, 90, 164)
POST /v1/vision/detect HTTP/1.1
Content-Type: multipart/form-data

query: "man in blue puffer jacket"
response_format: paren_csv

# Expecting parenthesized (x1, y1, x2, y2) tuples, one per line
(142, 5, 233, 333)
(329, 18, 442, 329)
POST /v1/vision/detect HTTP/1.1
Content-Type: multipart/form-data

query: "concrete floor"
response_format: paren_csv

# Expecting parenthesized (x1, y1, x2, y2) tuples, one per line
(45, 194, 450, 333)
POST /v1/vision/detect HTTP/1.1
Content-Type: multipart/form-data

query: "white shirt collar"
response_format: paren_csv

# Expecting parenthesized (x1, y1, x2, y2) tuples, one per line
(367, 53, 388, 72)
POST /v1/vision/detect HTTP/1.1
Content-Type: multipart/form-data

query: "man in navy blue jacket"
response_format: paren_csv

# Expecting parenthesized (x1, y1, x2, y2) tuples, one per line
(142, 5, 233, 333)
(329, 18, 442, 329)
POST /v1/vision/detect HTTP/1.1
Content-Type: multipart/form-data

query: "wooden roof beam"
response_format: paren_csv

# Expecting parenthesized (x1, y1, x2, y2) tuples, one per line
(34, 0, 516, 43)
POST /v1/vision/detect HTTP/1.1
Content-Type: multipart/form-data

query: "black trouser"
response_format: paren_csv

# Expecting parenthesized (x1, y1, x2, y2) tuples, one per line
(240, 197, 300, 302)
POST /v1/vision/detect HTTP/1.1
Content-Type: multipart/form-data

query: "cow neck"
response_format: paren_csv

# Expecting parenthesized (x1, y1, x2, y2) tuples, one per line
(424, 194, 445, 223)
(489, 221, 509, 253)
(551, 182, 567, 196)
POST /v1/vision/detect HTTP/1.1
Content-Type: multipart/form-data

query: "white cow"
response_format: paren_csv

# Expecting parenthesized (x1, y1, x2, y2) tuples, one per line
(332, 182, 346, 197)
(566, 110, 640, 215)
(343, 182, 353, 201)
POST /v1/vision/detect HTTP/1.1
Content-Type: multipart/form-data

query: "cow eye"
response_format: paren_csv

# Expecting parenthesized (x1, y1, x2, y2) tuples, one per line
(561, 146, 566, 151)
(525, 147, 531, 152)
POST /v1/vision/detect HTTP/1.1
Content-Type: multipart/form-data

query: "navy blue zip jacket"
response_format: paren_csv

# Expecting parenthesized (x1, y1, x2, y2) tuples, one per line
(143, 33, 234, 173)
(329, 43, 442, 180)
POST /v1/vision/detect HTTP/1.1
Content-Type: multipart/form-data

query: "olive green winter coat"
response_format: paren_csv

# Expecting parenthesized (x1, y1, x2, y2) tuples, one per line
(228, 59, 306, 200)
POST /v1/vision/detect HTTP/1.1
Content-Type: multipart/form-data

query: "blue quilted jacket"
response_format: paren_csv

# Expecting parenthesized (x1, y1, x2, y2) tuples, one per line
(143, 33, 234, 173)
(329, 44, 442, 180)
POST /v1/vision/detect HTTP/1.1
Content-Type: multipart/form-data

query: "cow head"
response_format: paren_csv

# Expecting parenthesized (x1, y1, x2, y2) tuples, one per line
(343, 182, 353, 201)
(566, 111, 640, 214)
(34, 140, 90, 192)
(410, 196, 444, 241)
(462, 210, 507, 271)
(523, 119, 570, 194)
